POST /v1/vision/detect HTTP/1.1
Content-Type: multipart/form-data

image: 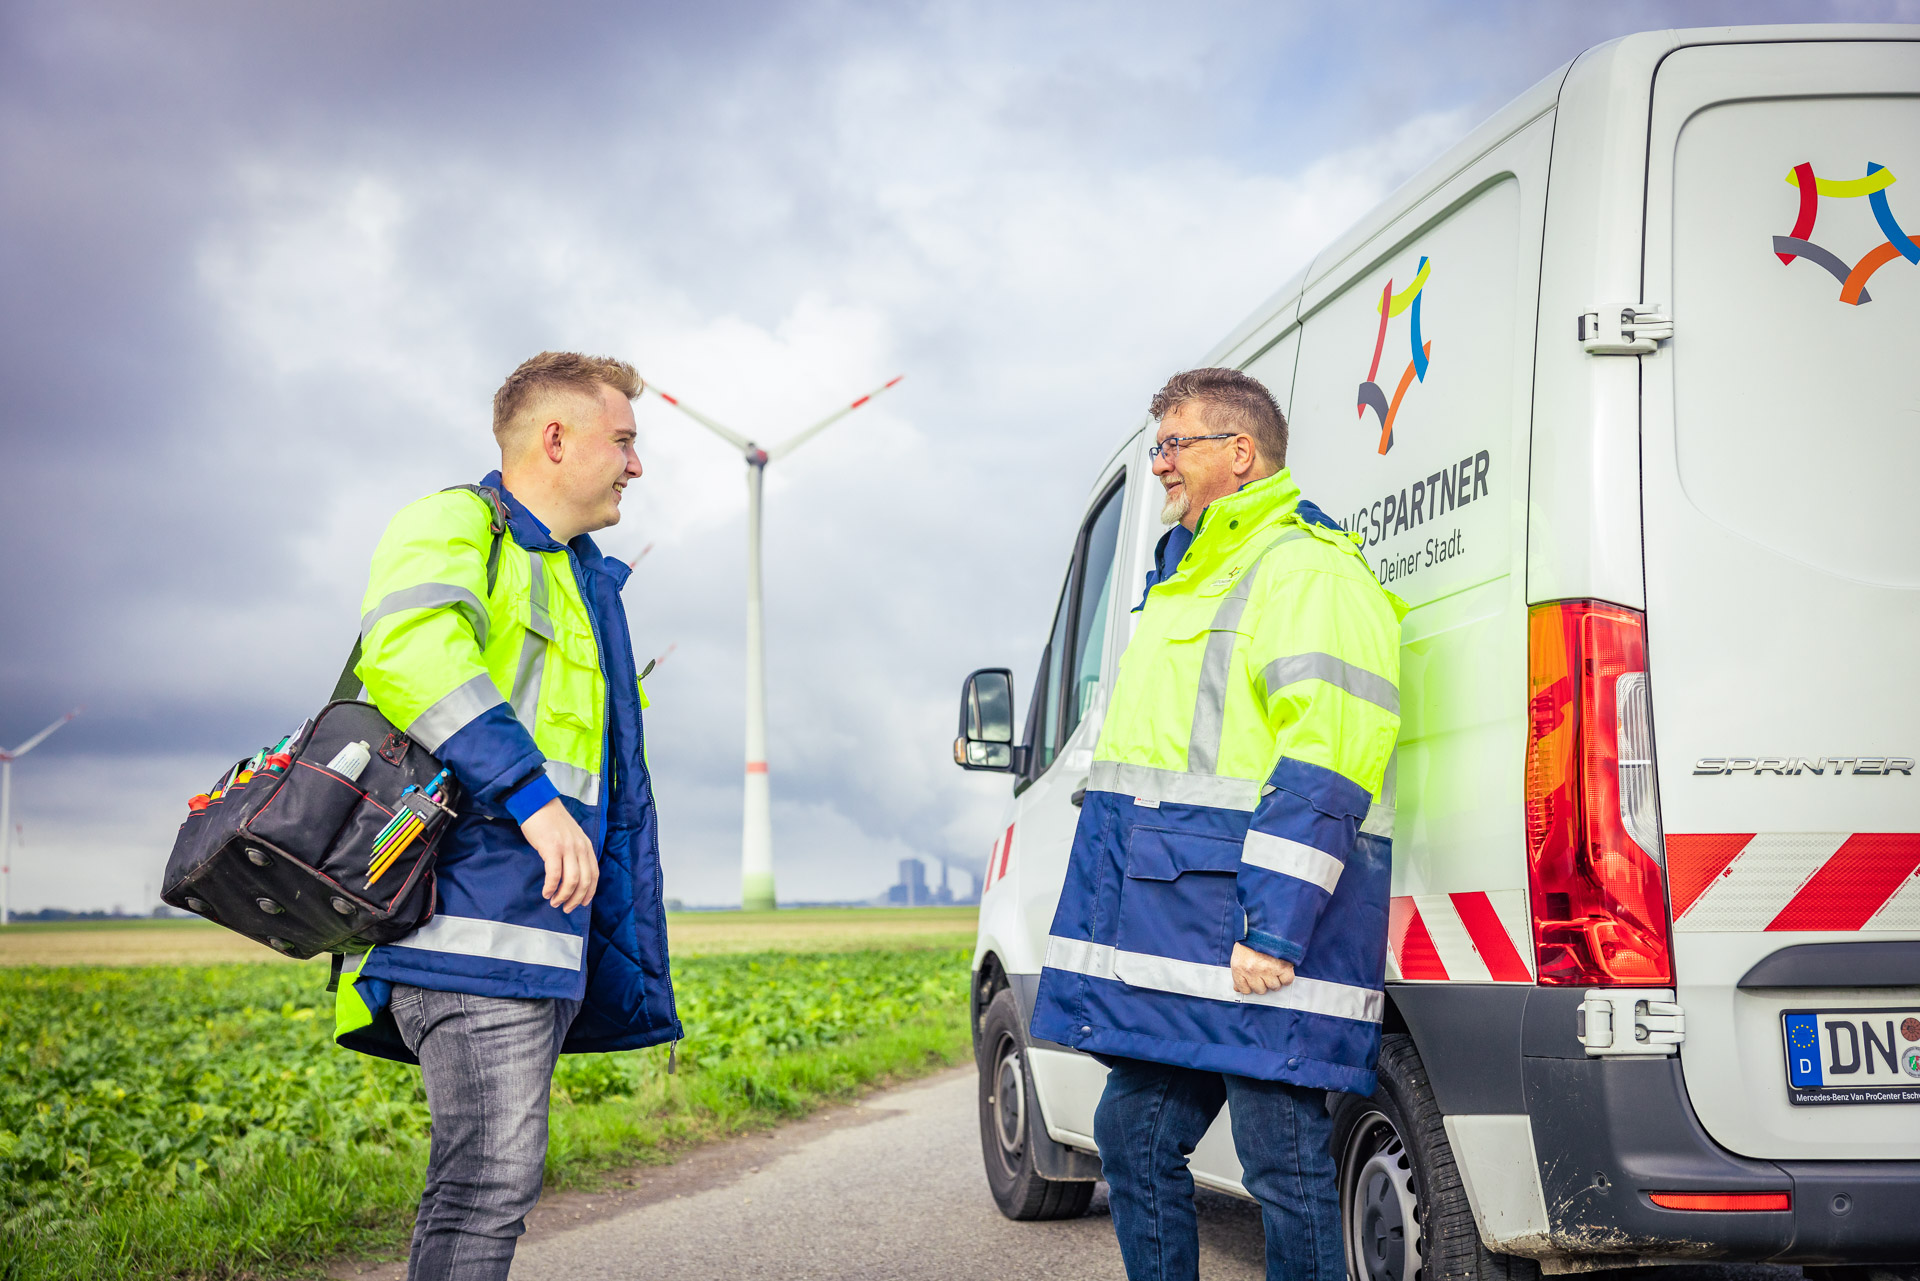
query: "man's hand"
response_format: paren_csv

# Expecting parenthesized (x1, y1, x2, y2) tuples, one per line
(520, 797, 599, 912)
(1231, 942, 1295, 996)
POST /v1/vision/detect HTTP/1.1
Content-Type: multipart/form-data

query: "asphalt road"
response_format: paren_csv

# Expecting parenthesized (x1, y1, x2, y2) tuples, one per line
(332, 1064, 1810, 1281)
(510, 1066, 1266, 1281)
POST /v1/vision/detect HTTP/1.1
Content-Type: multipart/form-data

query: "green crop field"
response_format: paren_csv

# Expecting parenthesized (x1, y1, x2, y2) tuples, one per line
(0, 939, 975, 1280)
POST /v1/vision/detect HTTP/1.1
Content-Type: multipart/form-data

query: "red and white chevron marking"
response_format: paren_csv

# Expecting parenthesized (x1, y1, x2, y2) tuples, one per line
(1387, 890, 1534, 983)
(1668, 833, 1920, 932)
(982, 823, 1015, 893)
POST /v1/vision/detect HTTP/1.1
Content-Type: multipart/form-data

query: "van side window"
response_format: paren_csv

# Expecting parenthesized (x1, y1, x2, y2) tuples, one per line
(1062, 479, 1126, 742)
(1039, 578, 1073, 770)
(1020, 473, 1127, 785)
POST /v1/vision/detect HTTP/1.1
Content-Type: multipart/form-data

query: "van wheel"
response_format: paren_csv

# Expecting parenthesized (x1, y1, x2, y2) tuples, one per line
(977, 988, 1095, 1220)
(1332, 1033, 1539, 1281)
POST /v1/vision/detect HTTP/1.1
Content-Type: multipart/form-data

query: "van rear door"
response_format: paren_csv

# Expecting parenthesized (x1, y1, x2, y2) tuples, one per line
(1639, 37, 1920, 1161)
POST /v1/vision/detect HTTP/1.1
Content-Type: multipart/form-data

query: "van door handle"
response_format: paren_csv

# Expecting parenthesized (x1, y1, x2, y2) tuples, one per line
(1070, 784, 1088, 807)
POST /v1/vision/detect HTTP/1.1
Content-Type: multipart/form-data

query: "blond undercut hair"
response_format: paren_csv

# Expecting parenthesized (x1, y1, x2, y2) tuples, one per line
(492, 351, 643, 448)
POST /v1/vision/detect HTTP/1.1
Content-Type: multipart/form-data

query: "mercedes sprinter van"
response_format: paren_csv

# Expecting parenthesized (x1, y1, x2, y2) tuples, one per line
(952, 25, 1920, 1279)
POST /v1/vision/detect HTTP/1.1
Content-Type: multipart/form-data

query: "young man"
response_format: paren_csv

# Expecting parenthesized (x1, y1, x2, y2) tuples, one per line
(333, 352, 679, 1281)
(1032, 368, 1406, 1281)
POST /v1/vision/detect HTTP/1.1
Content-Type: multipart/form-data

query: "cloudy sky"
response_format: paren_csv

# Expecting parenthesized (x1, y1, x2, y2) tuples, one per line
(1, 0, 1910, 912)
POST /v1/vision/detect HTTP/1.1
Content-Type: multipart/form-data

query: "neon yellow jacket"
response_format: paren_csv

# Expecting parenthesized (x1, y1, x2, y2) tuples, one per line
(1032, 469, 1406, 1091)
(335, 475, 678, 1063)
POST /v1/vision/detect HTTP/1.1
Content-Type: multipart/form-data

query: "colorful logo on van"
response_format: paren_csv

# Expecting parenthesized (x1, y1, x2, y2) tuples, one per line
(1774, 163, 1919, 305)
(1356, 256, 1432, 455)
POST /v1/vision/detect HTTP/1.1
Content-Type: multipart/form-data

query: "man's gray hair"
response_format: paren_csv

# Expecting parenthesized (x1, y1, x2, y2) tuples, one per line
(1148, 368, 1287, 468)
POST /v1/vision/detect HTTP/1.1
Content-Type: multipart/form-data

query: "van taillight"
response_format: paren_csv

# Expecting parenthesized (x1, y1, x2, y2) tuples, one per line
(1525, 601, 1672, 986)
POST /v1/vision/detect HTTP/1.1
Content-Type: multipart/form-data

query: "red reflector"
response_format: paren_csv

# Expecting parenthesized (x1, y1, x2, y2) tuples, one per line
(1649, 1192, 1791, 1212)
(1524, 601, 1673, 985)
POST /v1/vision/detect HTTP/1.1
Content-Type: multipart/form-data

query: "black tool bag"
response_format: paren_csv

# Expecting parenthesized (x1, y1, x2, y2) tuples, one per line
(159, 485, 509, 959)
(160, 703, 458, 957)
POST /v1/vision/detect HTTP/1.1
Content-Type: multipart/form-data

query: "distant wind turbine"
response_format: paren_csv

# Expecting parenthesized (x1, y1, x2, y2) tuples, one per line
(642, 374, 903, 912)
(1, 709, 81, 927)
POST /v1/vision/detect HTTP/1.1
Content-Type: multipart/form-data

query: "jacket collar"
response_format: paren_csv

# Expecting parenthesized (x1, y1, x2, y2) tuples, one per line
(481, 471, 631, 589)
(1175, 469, 1304, 578)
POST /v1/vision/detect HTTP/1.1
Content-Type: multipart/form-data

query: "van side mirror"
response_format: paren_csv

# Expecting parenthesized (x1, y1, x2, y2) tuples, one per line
(954, 668, 1019, 772)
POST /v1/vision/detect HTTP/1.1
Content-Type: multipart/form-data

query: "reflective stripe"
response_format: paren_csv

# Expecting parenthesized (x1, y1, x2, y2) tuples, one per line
(1186, 629, 1241, 775)
(1242, 830, 1344, 893)
(1361, 754, 1397, 838)
(1260, 651, 1398, 715)
(1088, 760, 1259, 812)
(512, 556, 553, 729)
(394, 913, 584, 970)
(511, 630, 547, 727)
(408, 673, 505, 752)
(545, 760, 601, 806)
(1185, 530, 1307, 775)
(1045, 935, 1382, 1024)
(527, 553, 552, 640)
(362, 582, 489, 649)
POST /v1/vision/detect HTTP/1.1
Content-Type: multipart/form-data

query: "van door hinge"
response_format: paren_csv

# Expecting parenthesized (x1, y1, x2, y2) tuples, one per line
(1576, 990, 1685, 1056)
(1578, 304, 1673, 355)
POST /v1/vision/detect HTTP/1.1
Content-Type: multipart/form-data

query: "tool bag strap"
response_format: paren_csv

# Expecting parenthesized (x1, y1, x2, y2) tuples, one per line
(329, 485, 511, 703)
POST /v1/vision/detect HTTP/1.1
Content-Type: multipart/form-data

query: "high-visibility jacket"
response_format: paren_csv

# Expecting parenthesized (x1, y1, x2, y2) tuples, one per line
(334, 472, 680, 1063)
(1030, 469, 1406, 1094)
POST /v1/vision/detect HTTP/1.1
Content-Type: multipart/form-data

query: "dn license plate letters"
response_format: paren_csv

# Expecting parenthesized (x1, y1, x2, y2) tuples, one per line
(1782, 1008, 1920, 1106)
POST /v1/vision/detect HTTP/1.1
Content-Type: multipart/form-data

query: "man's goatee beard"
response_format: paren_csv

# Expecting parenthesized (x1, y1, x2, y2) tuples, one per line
(1160, 490, 1190, 526)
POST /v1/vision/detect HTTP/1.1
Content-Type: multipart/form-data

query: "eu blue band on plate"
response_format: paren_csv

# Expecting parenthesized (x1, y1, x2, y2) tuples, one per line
(1786, 1013, 1823, 1088)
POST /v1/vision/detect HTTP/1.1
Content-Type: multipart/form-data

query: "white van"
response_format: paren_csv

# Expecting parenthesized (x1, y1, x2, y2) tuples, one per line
(951, 24, 1920, 1277)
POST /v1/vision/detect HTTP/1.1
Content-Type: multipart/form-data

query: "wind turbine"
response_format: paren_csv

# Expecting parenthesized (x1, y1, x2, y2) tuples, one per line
(1, 709, 81, 927)
(642, 374, 903, 912)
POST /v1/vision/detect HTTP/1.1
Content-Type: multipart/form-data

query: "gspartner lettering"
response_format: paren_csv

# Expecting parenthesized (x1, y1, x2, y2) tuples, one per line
(1694, 756, 1917, 776)
(1338, 448, 1489, 550)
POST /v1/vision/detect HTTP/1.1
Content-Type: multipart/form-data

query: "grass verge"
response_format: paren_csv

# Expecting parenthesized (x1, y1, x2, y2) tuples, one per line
(0, 947, 973, 1280)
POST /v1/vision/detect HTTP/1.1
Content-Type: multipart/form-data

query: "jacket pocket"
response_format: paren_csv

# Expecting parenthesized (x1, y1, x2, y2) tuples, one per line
(1113, 825, 1243, 972)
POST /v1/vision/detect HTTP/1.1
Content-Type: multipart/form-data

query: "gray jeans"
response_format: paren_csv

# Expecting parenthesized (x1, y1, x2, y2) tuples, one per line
(391, 984, 581, 1281)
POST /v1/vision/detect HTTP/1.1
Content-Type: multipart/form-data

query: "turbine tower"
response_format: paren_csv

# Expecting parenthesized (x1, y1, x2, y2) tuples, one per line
(0, 709, 81, 927)
(643, 374, 902, 912)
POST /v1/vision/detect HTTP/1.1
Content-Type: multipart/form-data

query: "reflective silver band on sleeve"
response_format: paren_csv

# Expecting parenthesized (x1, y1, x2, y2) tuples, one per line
(1242, 830, 1344, 892)
(407, 673, 506, 752)
(1044, 935, 1382, 1023)
(544, 760, 601, 806)
(1260, 651, 1399, 715)
(392, 913, 584, 970)
(1088, 760, 1260, 812)
(361, 583, 490, 649)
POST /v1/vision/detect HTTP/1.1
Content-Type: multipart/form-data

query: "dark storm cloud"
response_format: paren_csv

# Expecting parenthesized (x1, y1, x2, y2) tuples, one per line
(2, 0, 1912, 907)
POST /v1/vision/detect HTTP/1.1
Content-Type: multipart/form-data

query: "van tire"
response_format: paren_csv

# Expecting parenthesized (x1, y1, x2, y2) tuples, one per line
(976, 988, 1096, 1221)
(1332, 1032, 1539, 1281)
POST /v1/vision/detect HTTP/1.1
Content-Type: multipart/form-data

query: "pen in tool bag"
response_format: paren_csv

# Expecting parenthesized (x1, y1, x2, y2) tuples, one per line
(366, 770, 454, 888)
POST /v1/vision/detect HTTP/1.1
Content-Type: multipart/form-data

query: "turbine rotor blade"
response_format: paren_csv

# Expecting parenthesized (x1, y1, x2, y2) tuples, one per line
(4, 707, 81, 760)
(641, 382, 755, 453)
(766, 375, 903, 462)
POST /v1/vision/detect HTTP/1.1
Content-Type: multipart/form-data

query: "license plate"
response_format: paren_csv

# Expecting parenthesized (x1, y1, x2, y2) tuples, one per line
(1782, 1008, 1920, 1105)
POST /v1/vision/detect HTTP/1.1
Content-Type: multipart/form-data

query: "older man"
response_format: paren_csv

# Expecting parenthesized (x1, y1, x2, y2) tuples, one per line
(1032, 368, 1405, 1281)
(333, 352, 679, 1281)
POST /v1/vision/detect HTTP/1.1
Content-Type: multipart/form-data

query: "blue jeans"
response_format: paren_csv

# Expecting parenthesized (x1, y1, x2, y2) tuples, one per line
(391, 984, 581, 1281)
(1094, 1056, 1343, 1281)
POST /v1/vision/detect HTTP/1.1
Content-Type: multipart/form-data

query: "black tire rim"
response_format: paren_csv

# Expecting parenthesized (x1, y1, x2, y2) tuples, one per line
(1340, 1108, 1423, 1281)
(989, 1029, 1026, 1174)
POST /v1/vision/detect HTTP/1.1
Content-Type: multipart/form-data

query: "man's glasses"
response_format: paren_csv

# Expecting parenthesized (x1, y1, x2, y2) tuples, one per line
(1148, 433, 1236, 460)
